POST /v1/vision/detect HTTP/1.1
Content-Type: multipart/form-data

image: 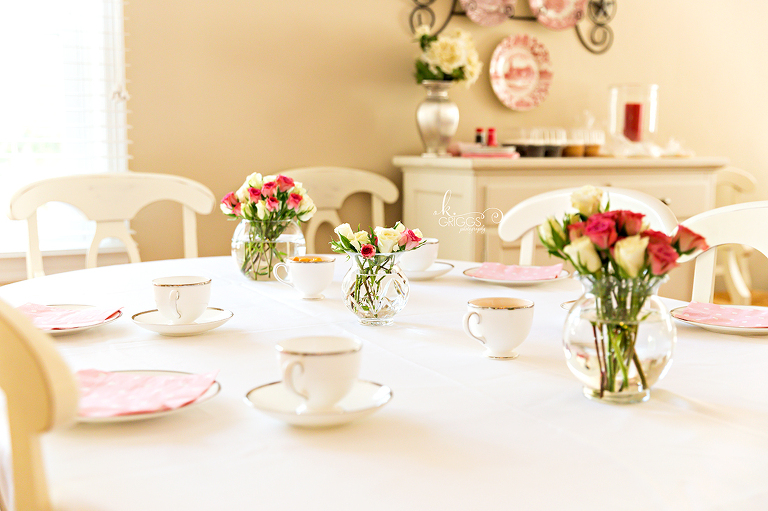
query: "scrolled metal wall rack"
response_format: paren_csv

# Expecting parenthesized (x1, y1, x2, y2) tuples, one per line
(409, 0, 615, 55)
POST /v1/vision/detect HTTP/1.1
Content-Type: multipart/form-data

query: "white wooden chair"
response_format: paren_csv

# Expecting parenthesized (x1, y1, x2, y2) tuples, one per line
(497, 187, 679, 265)
(680, 201, 768, 304)
(282, 167, 399, 253)
(0, 299, 79, 511)
(714, 167, 758, 304)
(7, 172, 216, 279)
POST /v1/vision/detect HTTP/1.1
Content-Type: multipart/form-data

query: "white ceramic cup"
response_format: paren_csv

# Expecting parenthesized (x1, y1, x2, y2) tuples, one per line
(276, 336, 362, 413)
(273, 255, 336, 299)
(462, 297, 534, 359)
(398, 238, 439, 272)
(152, 276, 211, 324)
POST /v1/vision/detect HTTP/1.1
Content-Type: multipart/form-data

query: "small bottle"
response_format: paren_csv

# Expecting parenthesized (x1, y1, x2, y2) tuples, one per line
(486, 127, 498, 147)
(475, 127, 485, 145)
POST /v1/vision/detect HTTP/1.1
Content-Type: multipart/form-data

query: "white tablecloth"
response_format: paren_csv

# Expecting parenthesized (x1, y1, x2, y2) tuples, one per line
(1, 256, 767, 510)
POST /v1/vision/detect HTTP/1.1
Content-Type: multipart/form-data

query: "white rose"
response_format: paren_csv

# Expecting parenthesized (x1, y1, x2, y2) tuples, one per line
(254, 201, 266, 220)
(563, 236, 602, 274)
(613, 235, 649, 278)
(235, 182, 250, 203)
(245, 172, 263, 189)
(538, 216, 565, 245)
(571, 186, 603, 217)
(414, 24, 431, 39)
(350, 231, 371, 251)
(374, 227, 401, 253)
(297, 196, 316, 222)
(334, 223, 354, 241)
(424, 37, 465, 75)
(411, 228, 423, 238)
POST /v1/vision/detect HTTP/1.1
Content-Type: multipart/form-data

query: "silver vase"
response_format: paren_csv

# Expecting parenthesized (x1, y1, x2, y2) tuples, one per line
(416, 80, 459, 156)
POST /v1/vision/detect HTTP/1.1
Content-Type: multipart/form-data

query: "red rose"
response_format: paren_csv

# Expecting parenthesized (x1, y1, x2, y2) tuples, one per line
(276, 175, 295, 192)
(673, 225, 709, 254)
(584, 215, 618, 250)
(248, 187, 261, 202)
(261, 181, 277, 197)
(265, 196, 280, 212)
(615, 210, 645, 236)
(287, 193, 302, 210)
(642, 229, 672, 245)
(360, 243, 376, 258)
(567, 221, 586, 241)
(648, 241, 679, 275)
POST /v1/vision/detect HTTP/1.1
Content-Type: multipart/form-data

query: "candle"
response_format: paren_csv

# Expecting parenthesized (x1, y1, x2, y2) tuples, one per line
(623, 103, 643, 142)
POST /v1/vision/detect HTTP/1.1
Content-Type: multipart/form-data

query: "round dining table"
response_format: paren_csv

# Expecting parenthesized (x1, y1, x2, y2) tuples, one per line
(0, 255, 767, 510)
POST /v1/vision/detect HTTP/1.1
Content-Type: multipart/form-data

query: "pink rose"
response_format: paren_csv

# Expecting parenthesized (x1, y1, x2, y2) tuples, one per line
(276, 175, 295, 192)
(567, 221, 586, 241)
(221, 192, 242, 216)
(648, 241, 679, 275)
(584, 215, 618, 250)
(615, 210, 645, 236)
(287, 193, 302, 210)
(265, 196, 280, 212)
(641, 230, 672, 245)
(360, 243, 376, 258)
(673, 225, 709, 254)
(398, 229, 422, 250)
(248, 187, 261, 202)
(261, 181, 277, 197)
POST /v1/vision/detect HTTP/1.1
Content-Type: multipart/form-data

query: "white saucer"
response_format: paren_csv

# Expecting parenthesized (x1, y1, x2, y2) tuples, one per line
(44, 304, 122, 337)
(78, 370, 221, 424)
(463, 267, 570, 286)
(244, 380, 392, 428)
(132, 308, 233, 336)
(403, 261, 454, 281)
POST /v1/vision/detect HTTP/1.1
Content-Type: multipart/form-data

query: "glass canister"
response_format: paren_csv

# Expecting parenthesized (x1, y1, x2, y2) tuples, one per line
(609, 84, 658, 143)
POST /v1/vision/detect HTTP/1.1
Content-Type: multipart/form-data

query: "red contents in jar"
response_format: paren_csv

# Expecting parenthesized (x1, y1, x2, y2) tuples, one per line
(623, 103, 643, 142)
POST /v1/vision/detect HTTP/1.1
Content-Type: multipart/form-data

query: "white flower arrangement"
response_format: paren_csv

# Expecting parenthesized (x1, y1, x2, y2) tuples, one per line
(414, 25, 482, 88)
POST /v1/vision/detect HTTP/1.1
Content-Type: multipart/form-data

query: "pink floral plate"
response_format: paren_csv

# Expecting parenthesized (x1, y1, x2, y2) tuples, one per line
(529, 0, 587, 30)
(460, 0, 515, 27)
(489, 34, 553, 111)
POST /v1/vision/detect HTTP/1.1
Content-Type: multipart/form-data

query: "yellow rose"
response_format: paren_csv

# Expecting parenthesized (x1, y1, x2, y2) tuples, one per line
(613, 235, 649, 277)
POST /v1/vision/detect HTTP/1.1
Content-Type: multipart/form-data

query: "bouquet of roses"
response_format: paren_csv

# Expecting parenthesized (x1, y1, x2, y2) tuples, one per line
(538, 185, 708, 397)
(331, 222, 424, 324)
(413, 25, 482, 88)
(221, 173, 317, 279)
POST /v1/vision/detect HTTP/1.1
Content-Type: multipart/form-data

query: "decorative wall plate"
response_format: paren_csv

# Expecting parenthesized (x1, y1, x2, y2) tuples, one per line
(489, 34, 553, 111)
(460, 0, 515, 27)
(529, 0, 587, 30)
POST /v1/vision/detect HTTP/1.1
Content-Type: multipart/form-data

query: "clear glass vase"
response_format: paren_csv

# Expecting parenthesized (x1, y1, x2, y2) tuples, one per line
(562, 274, 676, 404)
(341, 253, 410, 326)
(231, 219, 306, 280)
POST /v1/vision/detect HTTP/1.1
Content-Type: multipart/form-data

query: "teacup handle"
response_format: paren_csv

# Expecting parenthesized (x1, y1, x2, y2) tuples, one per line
(273, 263, 293, 288)
(462, 311, 486, 345)
(169, 289, 181, 319)
(281, 360, 308, 401)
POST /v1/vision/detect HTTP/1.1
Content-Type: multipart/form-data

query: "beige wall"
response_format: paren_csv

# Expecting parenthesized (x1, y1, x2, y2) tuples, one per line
(125, 0, 768, 280)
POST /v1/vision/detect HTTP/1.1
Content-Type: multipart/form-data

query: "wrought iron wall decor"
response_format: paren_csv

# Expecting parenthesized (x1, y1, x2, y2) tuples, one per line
(408, 0, 615, 55)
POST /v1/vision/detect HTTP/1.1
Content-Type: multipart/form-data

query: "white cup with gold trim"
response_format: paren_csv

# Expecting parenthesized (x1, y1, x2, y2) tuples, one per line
(273, 255, 336, 300)
(463, 297, 534, 359)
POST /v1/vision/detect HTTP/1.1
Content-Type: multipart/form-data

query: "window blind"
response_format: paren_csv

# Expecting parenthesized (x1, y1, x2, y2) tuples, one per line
(0, 0, 129, 253)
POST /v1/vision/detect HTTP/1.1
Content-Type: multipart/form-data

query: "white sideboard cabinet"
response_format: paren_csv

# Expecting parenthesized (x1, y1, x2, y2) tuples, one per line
(394, 155, 728, 299)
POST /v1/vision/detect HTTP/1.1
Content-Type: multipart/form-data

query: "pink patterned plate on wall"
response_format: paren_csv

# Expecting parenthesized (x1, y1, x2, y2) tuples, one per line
(489, 34, 553, 111)
(460, 0, 515, 27)
(529, 0, 587, 30)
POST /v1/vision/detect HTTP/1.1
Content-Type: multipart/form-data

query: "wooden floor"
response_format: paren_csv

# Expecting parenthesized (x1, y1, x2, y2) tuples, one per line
(713, 290, 768, 306)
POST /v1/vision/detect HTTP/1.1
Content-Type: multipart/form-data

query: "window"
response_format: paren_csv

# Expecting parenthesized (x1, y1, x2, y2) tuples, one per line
(0, 0, 129, 254)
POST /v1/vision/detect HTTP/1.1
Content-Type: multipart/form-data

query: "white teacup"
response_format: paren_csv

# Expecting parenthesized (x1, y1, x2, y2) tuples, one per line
(273, 255, 336, 300)
(462, 297, 534, 359)
(276, 336, 362, 413)
(152, 276, 211, 324)
(398, 238, 439, 272)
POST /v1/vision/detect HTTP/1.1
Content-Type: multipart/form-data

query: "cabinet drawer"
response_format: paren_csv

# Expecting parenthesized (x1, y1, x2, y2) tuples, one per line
(482, 173, 713, 222)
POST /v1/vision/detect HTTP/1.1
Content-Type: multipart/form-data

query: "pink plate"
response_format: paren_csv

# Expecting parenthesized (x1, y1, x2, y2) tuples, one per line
(489, 34, 553, 111)
(460, 0, 515, 27)
(529, 0, 587, 30)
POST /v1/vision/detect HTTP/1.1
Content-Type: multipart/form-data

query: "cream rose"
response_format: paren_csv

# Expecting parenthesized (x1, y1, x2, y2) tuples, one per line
(571, 186, 603, 217)
(334, 223, 354, 241)
(254, 201, 266, 220)
(538, 216, 565, 245)
(297, 196, 316, 222)
(374, 226, 401, 253)
(613, 235, 649, 278)
(564, 236, 602, 273)
(424, 36, 465, 75)
(350, 231, 371, 251)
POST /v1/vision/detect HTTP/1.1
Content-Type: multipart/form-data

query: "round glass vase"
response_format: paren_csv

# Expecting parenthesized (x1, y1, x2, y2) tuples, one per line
(341, 253, 410, 326)
(562, 274, 676, 404)
(230, 219, 306, 281)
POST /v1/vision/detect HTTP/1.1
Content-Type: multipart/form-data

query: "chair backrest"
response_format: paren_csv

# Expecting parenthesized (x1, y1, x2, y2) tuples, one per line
(281, 167, 399, 253)
(681, 201, 768, 303)
(7, 172, 216, 279)
(0, 299, 79, 511)
(716, 166, 757, 206)
(497, 187, 680, 265)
